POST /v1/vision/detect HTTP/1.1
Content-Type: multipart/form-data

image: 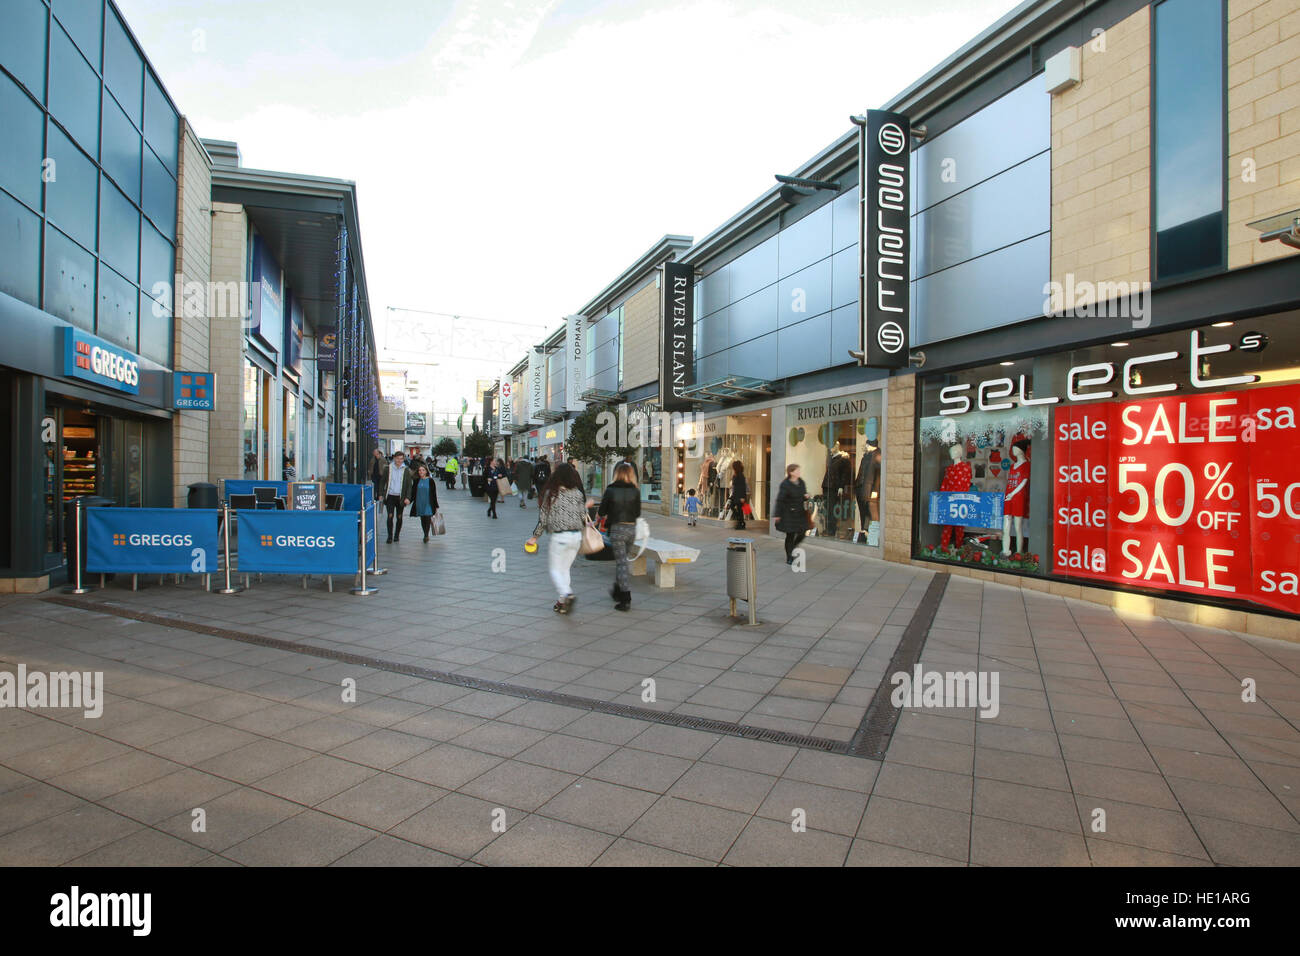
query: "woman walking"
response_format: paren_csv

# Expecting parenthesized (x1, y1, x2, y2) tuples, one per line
(405, 464, 441, 542)
(598, 461, 641, 611)
(775, 463, 810, 565)
(485, 457, 507, 518)
(526, 463, 593, 615)
(729, 460, 749, 530)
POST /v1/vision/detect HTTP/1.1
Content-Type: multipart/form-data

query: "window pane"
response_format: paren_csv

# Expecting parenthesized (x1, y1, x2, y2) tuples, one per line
(44, 225, 96, 330)
(0, 188, 42, 307)
(144, 71, 178, 175)
(728, 284, 777, 344)
(778, 203, 832, 278)
(832, 187, 858, 253)
(49, 22, 101, 159)
(96, 261, 137, 351)
(0, 0, 49, 99)
(53, 0, 103, 71)
(98, 175, 138, 281)
(728, 235, 777, 301)
(142, 145, 176, 239)
(0, 73, 45, 211)
(138, 288, 170, 365)
(1154, 0, 1225, 278)
(777, 258, 831, 328)
(101, 89, 140, 201)
(103, 5, 143, 124)
(45, 124, 98, 250)
(139, 219, 172, 305)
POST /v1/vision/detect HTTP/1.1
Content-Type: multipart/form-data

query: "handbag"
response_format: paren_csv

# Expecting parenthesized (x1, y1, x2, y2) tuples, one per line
(496, 476, 512, 496)
(632, 517, 651, 559)
(741, 501, 753, 518)
(579, 520, 604, 555)
(431, 512, 446, 535)
(806, 502, 818, 530)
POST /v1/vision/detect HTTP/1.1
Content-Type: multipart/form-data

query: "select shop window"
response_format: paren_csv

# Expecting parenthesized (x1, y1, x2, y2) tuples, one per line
(914, 315, 1300, 617)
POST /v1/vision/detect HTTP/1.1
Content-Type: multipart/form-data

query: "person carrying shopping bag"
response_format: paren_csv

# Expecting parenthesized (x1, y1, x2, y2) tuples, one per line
(525, 463, 594, 615)
(405, 464, 441, 542)
(598, 461, 641, 612)
(729, 460, 749, 530)
(485, 457, 508, 519)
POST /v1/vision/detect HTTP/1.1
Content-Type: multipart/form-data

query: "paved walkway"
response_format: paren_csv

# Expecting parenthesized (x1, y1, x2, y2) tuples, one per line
(0, 484, 1298, 865)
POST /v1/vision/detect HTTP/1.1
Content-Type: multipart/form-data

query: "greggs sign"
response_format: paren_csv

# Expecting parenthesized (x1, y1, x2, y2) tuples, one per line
(63, 328, 141, 394)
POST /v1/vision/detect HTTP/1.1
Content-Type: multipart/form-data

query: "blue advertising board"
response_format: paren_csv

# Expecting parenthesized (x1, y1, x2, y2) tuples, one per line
(285, 291, 304, 373)
(928, 491, 1004, 528)
(236, 511, 358, 574)
(173, 371, 215, 410)
(86, 508, 220, 574)
(251, 235, 283, 354)
(62, 327, 141, 395)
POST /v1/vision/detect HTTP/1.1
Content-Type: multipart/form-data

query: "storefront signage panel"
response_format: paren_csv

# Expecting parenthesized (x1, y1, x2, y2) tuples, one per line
(173, 371, 214, 410)
(1054, 384, 1300, 614)
(63, 327, 141, 395)
(566, 314, 587, 411)
(662, 262, 695, 411)
(859, 109, 911, 369)
(929, 491, 1004, 528)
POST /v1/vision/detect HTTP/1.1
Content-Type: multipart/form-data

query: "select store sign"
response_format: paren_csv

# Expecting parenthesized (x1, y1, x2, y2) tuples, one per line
(1054, 384, 1300, 614)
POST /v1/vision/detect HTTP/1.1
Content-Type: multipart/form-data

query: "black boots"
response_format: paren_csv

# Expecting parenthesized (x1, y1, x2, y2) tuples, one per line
(613, 587, 631, 612)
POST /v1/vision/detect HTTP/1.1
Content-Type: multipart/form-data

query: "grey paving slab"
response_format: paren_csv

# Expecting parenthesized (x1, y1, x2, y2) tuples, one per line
(316, 773, 446, 831)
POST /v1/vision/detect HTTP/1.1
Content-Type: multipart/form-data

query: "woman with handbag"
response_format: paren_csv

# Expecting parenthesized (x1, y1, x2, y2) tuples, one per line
(775, 463, 810, 565)
(729, 460, 749, 530)
(404, 464, 441, 542)
(597, 461, 641, 612)
(526, 463, 594, 614)
(485, 457, 508, 519)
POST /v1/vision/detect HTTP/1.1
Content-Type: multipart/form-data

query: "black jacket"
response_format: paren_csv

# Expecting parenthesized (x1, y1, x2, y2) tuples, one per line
(774, 477, 808, 530)
(730, 473, 748, 502)
(598, 480, 641, 525)
(824, 452, 852, 494)
(533, 461, 551, 486)
(407, 477, 440, 516)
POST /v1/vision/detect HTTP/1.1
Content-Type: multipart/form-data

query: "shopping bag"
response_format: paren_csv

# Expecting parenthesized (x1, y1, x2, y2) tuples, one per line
(510, 482, 518, 495)
(431, 512, 446, 535)
(742, 501, 753, 518)
(496, 476, 512, 497)
(632, 517, 651, 560)
(579, 520, 604, 555)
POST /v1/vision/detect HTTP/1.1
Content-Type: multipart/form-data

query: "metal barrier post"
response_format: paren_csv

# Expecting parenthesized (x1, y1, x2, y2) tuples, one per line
(215, 501, 243, 594)
(351, 507, 377, 596)
(63, 497, 93, 594)
(369, 501, 387, 575)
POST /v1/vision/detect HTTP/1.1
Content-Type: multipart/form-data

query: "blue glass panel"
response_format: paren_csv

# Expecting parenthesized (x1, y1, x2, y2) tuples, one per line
(98, 175, 138, 282)
(0, 74, 45, 210)
(138, 289, 170, 365)
(729, 332, 777, 380)
(45, 124, 98, 250)
(0, 188, 42, 306)
(728, 285, 777, 345)
(53, 0, 103, 71)
(44, 225, 96, 330)
(778, 203, 832, 278)
(913, 233, 1049, 344)
(831, 187, 858, 253)
(144, 72, 179, 175)
(777, 258, 831, 329)
(0, 0, 49, 99)
(101, 88, 141, 201)
(139, 219, 172, 305)
(914, 78, 1049, 213)
(97, 261, 138, 351)
(142, 144, 176, 238)
(727, 236, 777, 302)
(49, 22, 101, 158)
(831, 246, 857, 310)
(776, 314, 832, 378)
(696, 308, 728, 356)
(829, 303, 857, 364)
(699, 265, 728, 317)
(103, 5, 143, 124)
(913, 152, 1050, 278)
(696, 351, 726, 383)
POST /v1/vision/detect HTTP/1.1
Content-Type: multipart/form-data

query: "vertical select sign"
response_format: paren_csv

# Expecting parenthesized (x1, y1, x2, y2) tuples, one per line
(859, 109, 910, 368)
(661, 261, 694, 412)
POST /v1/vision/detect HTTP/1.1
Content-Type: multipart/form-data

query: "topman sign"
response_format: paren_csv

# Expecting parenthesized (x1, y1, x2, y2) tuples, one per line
(857, 109, 911, 369)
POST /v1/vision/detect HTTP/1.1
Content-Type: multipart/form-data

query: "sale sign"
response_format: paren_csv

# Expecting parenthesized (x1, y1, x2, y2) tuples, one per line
(1053, 384, 1300, 614)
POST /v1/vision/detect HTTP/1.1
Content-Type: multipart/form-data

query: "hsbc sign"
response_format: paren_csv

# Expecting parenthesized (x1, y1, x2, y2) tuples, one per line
(857, 109, 911, 369)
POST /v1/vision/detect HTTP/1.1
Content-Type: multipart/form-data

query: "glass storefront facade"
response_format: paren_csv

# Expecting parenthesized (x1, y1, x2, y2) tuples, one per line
(676, 414, 770, 521)
(786, 390, 883, 545)
(913, 311, 1300, 618)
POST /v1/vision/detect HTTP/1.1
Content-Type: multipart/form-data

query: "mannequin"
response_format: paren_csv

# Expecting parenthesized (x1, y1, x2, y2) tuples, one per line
(697, 454, 715, 508)
(823, 441, 853, 536)
(855, 444, 881, 543)
(1001, 438, 1030, 555)
(939, 442, 972, 549)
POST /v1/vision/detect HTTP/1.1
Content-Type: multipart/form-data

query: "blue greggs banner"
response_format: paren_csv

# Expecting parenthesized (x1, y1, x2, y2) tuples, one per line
(928, 491, 1004, 528)
(236, 511, 358, 574)
(86, 509, 220, 574)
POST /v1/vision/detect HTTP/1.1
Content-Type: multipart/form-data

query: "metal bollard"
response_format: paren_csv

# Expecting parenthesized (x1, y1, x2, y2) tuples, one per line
(351, 506, 377, 596)
(63, 497, 93, 594)
(368, 501, 387, 576)
(726, 537, 759, 625)
(215, 501, 243, 594)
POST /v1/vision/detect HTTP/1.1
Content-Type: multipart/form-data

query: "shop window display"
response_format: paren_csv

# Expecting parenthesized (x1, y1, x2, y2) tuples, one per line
(786, 392, 882, 545)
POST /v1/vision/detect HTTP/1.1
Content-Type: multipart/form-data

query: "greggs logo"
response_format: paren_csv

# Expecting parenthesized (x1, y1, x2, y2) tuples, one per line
(115, 532, 194, 547)
(262, 534, 337, 548)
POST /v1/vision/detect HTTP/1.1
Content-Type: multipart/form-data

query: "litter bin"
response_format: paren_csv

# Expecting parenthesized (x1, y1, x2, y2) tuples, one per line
(726, 537, 758, 624)
(64, 495, 114, 593)
(187, 481, 218, 509)
(468, 474, 486, 498)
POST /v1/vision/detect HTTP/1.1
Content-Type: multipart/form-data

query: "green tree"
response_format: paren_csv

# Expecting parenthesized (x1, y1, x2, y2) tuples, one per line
(564, 405, 637, 479)
(463, 426, 493, 459)
(432, 436, 458, 457)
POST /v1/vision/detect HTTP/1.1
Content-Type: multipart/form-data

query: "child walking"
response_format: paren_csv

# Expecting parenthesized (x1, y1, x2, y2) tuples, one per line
(686, 488, 700, 526)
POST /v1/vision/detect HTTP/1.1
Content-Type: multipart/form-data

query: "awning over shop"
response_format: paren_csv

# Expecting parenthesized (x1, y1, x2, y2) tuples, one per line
(680, 376, 783, 404)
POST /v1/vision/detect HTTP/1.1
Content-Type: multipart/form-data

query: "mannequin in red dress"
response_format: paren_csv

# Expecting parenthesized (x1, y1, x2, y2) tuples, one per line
(1001, 439, 1030, 555)
(939, 443, 972, 549)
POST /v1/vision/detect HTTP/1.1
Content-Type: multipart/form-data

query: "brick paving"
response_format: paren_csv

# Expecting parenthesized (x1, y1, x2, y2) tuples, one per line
(0, 485, 1298, 865)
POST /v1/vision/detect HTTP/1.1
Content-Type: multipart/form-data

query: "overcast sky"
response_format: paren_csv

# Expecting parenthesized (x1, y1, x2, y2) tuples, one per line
(116, 0, 1021, 409)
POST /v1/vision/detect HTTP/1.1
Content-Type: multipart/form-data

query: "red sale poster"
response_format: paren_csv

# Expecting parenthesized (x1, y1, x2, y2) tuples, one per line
(1053, 384, 1300, 615)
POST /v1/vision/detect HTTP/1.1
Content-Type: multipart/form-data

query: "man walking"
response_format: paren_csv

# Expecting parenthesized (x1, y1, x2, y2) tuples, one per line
(532, 454, 551, 502)
(381, 450, 412, 542)
(514, 456, 534, 508)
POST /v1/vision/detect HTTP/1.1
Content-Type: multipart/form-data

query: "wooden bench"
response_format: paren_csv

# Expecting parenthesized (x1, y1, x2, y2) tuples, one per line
(630, 538, 701, 588)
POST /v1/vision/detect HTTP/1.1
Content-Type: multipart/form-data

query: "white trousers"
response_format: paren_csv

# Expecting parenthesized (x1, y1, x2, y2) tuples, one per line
(547, 531, 582, 598)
